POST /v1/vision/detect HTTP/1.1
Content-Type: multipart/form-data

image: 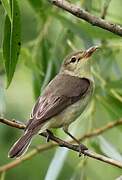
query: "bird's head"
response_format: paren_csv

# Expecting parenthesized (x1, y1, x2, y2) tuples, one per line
(61, 46, 99, 78)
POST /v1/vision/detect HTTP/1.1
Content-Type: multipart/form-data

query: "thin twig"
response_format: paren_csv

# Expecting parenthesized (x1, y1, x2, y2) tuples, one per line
(0, 118, 25, 129)
(0, 117, 122, 172)
(35, 132, 122, 169)
(1, 117, 122, 141)
(0, 132, 122, 172)
(49, 0, 122, 37)
(0, 143, 55, 173)
(79, 119, 122, 141)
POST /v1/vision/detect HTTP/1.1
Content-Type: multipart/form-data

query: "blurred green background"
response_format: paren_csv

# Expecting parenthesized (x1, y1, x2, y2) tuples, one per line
(0, 0, 122, 179)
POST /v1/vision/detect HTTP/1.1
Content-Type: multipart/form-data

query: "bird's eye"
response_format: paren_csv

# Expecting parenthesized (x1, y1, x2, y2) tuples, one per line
(70, 57, 76, 63)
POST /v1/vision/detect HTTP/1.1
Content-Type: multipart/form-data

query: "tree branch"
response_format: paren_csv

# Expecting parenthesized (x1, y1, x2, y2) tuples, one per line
(49, 0, 122, 37)
(0, 118, 25, 129)
(0, 117, 122, 172)
(1, 117, 122, 141)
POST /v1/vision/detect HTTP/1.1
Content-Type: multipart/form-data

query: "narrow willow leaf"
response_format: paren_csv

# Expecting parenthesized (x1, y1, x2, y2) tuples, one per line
(0, 171, 6, 180)
(32, 71, 43, 99)
(96, 91, 122, 120)
(45, 120, 81, 180)
(41, 60, 53, 91)
(0, 82, 5, 115)
(28, 0, 51, 18)
(3, 0, 21, 87)
(32, 38, 51, 99)
(28, 0, 42, 12)
(1, 0, 11, 21)
(3, 15, 11, 79)
(99, 136, 122, 162)
(106, 79, 122, 89)
(57, 14, 91, 43)
(55, 14, 119, 39)
(45, 149, 68, 180)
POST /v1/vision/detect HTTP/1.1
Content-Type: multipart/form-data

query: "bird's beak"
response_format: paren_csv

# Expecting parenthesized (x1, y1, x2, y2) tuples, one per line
(83, 46, 99, 59)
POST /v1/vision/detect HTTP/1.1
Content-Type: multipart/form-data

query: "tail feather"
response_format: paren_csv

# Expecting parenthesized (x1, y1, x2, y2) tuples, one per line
(8, 131, 32, 158)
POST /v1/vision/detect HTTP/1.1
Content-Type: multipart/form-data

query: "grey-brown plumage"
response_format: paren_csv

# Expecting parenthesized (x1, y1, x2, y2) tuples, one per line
(8, 46, 98, 158)
(26, 75, 90, 130)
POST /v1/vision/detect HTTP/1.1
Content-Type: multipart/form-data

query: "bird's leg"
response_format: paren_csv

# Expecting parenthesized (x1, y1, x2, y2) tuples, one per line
(46, 129, 54, 142)
(63, 126, 88, 156)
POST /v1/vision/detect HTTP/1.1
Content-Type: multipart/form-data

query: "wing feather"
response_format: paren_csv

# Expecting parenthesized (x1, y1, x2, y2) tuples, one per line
(25, 74, 90, 132)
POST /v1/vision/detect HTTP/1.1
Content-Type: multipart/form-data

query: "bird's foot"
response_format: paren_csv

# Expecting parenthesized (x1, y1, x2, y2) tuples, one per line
(46, 129, 54, 142)
(78, 144, 88, 157)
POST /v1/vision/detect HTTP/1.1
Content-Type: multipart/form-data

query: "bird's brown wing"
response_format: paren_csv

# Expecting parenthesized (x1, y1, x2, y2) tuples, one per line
(25, 74, 90, 132)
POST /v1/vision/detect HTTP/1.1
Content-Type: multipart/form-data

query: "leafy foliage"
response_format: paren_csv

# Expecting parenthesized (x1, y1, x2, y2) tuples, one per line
(0, 0, 122, 179)
(2, 0, 21, 87)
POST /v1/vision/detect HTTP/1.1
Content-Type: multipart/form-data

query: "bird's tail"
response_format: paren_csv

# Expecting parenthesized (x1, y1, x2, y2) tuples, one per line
(8, 131, 33, 158)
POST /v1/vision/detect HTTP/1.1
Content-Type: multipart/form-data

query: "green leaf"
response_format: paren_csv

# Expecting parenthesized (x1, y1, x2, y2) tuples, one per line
(56, 14, 119, 40)
(106, 79, 122, 89)
(3, 0, 21, 87)
(41, 60, 54, 91)
(0, 82, 5, 115)
(0, 171, 6, 180)
(98, 136, 122, 162)
(96, 93, 122, 120)
(56, 14, 92, 45)
(1, 0, 11, 21)
(45, 149, 68, 180)
(32, 72, 42, 99)
(28, 0, 42, 12)
(28, 0, 51, 19)
(3, 15, 11, 80)
(32, 38, 52, 99)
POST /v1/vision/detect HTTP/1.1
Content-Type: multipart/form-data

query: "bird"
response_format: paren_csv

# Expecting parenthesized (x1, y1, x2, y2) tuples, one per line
(8, 46, 98, 158)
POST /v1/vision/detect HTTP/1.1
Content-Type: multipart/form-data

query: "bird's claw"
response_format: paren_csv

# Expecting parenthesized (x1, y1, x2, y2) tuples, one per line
(46, 129, 53, 142)
(78, 144, 88, 157)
